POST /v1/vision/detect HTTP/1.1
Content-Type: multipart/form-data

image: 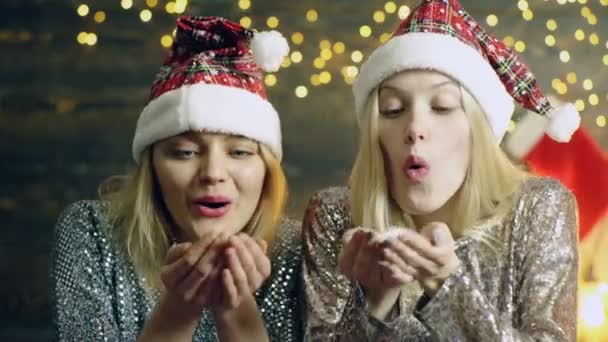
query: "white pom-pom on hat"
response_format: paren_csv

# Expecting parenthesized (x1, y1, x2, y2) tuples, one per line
(251, 30, 289, 72)
(545, 102, 581, 143)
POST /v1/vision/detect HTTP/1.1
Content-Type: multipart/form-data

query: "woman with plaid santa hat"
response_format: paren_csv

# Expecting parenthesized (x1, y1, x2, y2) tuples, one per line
(302, 0, 580, 340)
(51, 16, 302, 341)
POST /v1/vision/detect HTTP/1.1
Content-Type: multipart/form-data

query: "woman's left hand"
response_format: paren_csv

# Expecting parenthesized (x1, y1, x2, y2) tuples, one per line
(382, 222, 460, 296)
(207, 233, 271, 313)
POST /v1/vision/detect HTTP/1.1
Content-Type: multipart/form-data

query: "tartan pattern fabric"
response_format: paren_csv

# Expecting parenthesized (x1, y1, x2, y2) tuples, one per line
(149, 16, 266, 102)
(394, 0, 553, 116)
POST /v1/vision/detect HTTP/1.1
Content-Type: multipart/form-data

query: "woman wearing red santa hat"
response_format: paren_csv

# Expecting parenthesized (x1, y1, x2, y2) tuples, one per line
(50, 16, 301, 341)
(302, 0, 581, 340)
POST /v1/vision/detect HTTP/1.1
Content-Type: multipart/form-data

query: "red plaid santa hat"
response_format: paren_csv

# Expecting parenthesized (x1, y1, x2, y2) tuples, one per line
(353, 0, 580, 143)
(132, 16, 289, 163)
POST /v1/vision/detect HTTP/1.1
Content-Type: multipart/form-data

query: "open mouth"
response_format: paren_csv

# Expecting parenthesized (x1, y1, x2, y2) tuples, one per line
(196, 201, 230, 209)
(193, 196, 232, 217)
(402, 156, 430, 182)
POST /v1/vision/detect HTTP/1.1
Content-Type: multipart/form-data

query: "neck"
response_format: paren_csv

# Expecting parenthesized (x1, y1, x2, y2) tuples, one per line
(410, 194, 458, 233)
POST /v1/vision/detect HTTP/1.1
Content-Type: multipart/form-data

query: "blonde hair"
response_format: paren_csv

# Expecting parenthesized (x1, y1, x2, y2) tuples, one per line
(99, 143, 287, 291)
(350, 84, 528, 238)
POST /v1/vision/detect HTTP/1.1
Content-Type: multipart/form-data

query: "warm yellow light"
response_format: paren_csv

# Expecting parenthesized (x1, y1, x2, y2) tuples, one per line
(380, 33, 392, 43)
(486, 14, 498, 27)
(514, 41, 526, 52)
(575, 29, 585, 41)
(313, 57, 325, 69)
(556, 0, 567, 4)
(94, 11, 106, 23)
(240, 16, 251, 28)
(578, 0, 587, 3)
(264, 74, 277, 87)
(319, 40, 331, 50)
(165, 2, 175, 13)
(581, 6, 591, 17)
(346, 66, 359, 78)
(360, 25, 372, 38)
(374, 11, 386, 23)
(146, 0, 159, 7)
(291, 32, 304, 45)
(281, 56, 291, 68)
(589, 94, 599, 106)
(575, 99, 585, 111)
(319, 71, 332, 84)
(566, 72, 577, 84)
(546, 19, 557, 31)
(351, 50, 364, 63)
(238, 0, 251, 10)
(306, 9, 318, 23)
(559, 50, 571, 63)
(556, 83, 568, 95)
(266, 16, 279, 28)
(174, 0, 187, 14)
(503, 35, 515, 47)
(121, 0, 133, 10)
(398, 5, 411, 19)
(597, 115, 607, 127)
(385, 1, 397, 13)
(140, 10, 152, 22)
(290, 51, 303, 63)
(77, 32, 88, 44)
(295, 86, 308, 98)
(320, 49, 333, 61)
(522, 9, 533, 21)
(517, 0, 529, 10)
(583, 79, 594, 90)
(86, 33, 97, 46)
(551, 78, 563, 90)
(161, 35, 173, 48)
(77, 4, 89, 16)
(332, 42, 345, 54)
(310, 74, 321, 86)
(589, 33, 599, 45)
(588, 14, 598, 25)
(545, 35, 556, 46)
(603, 54, 608, 66)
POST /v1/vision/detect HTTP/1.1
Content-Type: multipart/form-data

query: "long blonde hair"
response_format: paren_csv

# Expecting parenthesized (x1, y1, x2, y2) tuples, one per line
(99, 143, 287, 291)
(350, 84, 528, 238)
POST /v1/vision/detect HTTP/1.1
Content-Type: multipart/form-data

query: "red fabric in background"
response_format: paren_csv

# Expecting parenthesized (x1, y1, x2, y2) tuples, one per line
(524, 128, 608, 240)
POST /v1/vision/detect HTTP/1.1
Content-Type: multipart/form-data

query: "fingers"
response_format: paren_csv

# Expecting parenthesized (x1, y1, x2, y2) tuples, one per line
(338, 229, 364, 278)
(420, 222, 454, 247)
(165, 242, 191, 264)
(241, 235, 271, 280)
(161, 242, 193, 289)
(225, 246, 249, 307)
(388, 237, 439, 275)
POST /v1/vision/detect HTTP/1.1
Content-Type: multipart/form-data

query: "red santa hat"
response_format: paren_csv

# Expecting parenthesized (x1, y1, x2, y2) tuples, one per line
(353, 0, 580, 143)
(132, 16, 289, 163)
(506, 99, 608, 240)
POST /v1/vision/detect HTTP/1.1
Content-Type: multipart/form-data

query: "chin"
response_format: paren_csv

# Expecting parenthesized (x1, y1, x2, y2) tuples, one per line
(399, 195, 447, 217)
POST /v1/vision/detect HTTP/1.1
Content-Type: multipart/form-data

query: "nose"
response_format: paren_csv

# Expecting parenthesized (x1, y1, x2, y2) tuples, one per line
(199, 149, 227, 185)
(404, 106, 430, 145)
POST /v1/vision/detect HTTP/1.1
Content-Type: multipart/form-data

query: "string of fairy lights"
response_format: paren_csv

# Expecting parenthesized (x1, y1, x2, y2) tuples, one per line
(73, 0, 608, 129)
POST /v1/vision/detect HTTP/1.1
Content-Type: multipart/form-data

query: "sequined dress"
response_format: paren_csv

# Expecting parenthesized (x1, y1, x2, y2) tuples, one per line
(51, 200, 303, 341)
(302, 177, 578, 341)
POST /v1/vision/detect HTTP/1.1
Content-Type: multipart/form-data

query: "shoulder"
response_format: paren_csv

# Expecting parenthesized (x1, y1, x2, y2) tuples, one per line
(53, 200, 114, 260)
(55, 200, 108, 239)
(510, 176, 577, 240)
(514, 176, 575, 213)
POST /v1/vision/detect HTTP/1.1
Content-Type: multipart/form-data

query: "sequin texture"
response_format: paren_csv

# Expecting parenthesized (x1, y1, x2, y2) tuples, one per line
(302, 177, 578, 341)
(50, 200, 303, 341)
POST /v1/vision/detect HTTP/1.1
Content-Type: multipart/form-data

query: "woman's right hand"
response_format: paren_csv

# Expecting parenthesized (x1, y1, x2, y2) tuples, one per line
(337, 228, 407, 320)
(160, 232, 230, 318)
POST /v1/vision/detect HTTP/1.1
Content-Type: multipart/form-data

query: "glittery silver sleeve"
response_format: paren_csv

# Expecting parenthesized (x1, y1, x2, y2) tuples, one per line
(50, 201, 303, 341)
(302, 178, 578, 342)
(50, 201, 122, 341)
(416, 178, 579, 341)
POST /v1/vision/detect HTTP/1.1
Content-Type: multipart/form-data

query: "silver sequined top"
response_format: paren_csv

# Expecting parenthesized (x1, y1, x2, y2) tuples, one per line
(302, 177, 578, 341)
(50, 200, 303, 341)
